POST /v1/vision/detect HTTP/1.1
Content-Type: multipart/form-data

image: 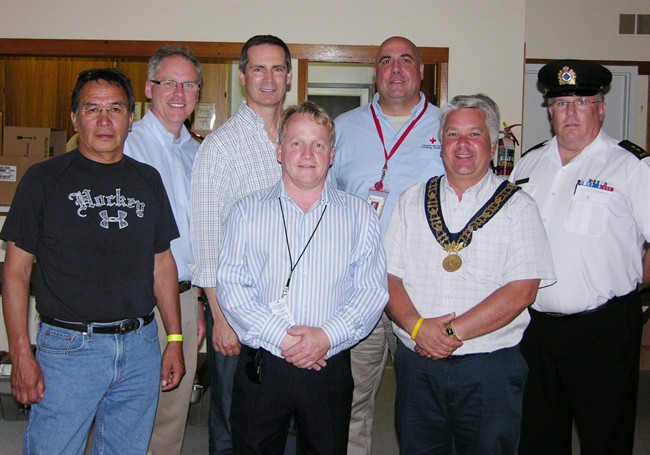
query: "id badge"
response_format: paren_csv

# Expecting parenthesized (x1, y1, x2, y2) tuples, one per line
(367, 188, 389, 218)
(270, 296, 296, 325)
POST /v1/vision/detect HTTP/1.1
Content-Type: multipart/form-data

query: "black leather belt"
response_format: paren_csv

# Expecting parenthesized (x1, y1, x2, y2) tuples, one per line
(530, 290, 639, 319)
(40, 313, 155, 334)
(179, 281, 192, 294)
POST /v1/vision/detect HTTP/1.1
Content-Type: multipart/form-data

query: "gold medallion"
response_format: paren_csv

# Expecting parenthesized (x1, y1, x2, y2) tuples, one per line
(442, 253, 462, 272)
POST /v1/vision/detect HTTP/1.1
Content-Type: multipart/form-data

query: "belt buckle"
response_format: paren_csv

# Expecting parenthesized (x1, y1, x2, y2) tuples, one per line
(118, 319, 139, 334)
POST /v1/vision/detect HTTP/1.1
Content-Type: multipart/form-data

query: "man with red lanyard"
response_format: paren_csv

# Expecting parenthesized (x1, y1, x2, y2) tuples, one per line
(331, 35, 444, 455)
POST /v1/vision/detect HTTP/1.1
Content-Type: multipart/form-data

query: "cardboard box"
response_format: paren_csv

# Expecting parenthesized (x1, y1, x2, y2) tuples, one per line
(2, 127, 66, 158)
(0, 156, 48, 205)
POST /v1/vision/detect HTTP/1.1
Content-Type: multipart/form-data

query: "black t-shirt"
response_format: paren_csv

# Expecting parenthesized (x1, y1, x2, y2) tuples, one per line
(1, 150, 179, 322)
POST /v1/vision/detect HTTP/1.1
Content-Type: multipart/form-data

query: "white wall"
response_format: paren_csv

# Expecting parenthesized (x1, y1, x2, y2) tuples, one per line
(0, 0, 527, 132)
(525, 0, 650, 61)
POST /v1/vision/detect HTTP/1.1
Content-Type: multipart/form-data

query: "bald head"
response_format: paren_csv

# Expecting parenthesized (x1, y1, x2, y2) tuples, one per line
(376, 36, 422, 66)
(374, 36, 424, 115)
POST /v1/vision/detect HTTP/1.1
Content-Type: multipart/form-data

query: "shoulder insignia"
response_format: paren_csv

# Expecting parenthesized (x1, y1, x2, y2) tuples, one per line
(521, 141, 548, 158)
(618, 140, 648, 160)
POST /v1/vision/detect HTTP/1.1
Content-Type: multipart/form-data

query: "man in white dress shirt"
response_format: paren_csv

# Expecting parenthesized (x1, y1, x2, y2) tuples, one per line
(385, 94, 555, 454)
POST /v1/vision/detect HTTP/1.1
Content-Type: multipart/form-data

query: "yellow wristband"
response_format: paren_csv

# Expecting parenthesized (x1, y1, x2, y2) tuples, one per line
(167, 334, 184, 342)
(410, 317, 425, 341)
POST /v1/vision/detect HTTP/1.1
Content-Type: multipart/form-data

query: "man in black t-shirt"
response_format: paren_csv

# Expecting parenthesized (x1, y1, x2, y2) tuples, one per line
(1, 68, 184, 454)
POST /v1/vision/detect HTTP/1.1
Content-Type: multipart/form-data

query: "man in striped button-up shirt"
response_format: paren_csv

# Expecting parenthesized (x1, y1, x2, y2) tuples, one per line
(217, 101, 389, 454)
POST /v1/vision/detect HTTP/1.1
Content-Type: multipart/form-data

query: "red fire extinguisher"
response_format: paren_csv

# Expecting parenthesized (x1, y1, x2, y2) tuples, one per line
(496, 122, 521, 176)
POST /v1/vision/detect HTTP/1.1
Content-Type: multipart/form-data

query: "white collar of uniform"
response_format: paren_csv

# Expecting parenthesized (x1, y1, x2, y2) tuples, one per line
(548, 129, 611, 165)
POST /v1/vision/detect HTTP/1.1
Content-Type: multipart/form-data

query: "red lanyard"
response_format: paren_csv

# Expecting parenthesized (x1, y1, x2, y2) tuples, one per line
(370, 101, 428, 191)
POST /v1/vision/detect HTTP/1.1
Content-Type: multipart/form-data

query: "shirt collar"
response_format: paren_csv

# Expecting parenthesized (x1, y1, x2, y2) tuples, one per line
(143, 109, 193, 146)
(262, 178, 344, 208)
(441, 171, 495, 203)
(547, 129, 609, 165)
(238, 100, 268, 131)
(372, 91, 426, 118)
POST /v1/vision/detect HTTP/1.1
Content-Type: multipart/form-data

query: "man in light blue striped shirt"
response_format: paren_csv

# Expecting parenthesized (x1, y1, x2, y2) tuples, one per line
(217, 101, 388, 454)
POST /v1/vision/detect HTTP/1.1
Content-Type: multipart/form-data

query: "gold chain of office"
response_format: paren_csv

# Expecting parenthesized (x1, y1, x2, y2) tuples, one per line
(425, 176, 520, 272)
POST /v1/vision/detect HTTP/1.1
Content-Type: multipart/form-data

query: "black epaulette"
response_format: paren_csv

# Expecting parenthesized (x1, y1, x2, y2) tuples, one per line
(521, 141, 548, 158)
(618, 140, 648, 160)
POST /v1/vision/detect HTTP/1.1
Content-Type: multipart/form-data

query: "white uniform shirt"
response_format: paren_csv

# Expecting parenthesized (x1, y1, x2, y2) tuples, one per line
(510, 131, 650, 314)
(385, 172, 555, 355)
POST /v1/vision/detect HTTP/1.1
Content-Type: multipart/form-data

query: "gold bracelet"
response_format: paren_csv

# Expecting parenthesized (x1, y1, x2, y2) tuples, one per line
(167, 334, 184, 342)
(410, 317, 425, 341)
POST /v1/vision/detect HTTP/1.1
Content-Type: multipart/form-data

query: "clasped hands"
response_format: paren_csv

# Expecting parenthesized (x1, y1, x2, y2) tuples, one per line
(281, 325, 330, 371)
(413, 312, 463, 360)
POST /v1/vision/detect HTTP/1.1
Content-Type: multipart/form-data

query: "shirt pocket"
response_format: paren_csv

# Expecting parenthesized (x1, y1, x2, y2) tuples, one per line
(564, 186, 612, 237)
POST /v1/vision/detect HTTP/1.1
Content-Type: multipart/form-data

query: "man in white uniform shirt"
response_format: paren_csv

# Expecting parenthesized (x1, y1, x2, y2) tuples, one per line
(190, 35, 292, 455)
(385, 94, 555, 454)
(124, 45, 205, 455)
(510, 59, 650, 455)
(217, 101, 388, 454)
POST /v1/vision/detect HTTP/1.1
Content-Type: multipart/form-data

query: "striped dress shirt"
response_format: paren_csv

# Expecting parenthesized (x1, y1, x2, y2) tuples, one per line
(217, 179, 389, 358)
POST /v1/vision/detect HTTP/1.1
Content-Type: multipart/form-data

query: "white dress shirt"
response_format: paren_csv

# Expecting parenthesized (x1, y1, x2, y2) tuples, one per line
(385, 172, 555, 355)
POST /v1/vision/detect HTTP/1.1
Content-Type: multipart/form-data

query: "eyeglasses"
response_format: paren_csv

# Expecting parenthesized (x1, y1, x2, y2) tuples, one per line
(79, 105, 128, 117)
(550, 98, 601, 111)
(150, 79, 200, 92)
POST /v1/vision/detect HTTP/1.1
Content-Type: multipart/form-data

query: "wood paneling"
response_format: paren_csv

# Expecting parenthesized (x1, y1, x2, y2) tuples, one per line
(0, 39, 449, 143)
(4, 57, 113, 138)
(197, 62, 230, 133)
(116, 59, 150, 104)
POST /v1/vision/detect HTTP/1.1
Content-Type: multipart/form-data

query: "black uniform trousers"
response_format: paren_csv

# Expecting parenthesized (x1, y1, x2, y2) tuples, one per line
(519, 290, 642, 455)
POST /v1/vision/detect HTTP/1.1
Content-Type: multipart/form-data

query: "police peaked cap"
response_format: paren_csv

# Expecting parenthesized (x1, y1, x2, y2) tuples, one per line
(538, 59, 612, 99)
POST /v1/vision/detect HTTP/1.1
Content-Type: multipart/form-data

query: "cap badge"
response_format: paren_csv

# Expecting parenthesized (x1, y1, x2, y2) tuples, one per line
(558, 66, 576, 86)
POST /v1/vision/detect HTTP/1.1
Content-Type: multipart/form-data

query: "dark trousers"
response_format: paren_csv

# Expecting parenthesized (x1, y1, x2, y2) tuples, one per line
(519, 291, 642, 455)
(205, 305, 239, 455)
(230, 348, 353, 455)
(394, 342, 528, 455)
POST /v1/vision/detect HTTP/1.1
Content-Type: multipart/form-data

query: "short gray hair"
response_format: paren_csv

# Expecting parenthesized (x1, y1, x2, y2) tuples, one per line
(148, 45, 202, 83)
(439, 94, 500, 144)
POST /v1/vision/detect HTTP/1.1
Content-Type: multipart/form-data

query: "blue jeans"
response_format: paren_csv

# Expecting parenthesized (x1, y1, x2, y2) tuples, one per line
(394, 342, 527, 455)
(24, 319, 161, 455)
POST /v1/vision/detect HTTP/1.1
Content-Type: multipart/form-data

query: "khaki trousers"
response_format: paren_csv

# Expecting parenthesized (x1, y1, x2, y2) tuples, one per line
(148, 288, 199, 455)
(347, 312, 397, 455)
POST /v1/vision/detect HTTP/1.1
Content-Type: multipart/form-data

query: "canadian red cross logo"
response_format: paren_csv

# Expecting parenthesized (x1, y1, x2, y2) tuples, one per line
(429, 137, 437, 144)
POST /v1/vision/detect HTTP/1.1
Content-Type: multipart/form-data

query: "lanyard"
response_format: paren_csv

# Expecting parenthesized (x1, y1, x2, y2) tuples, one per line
(278, 198, 328, 292)
(370, 101, 428, 191)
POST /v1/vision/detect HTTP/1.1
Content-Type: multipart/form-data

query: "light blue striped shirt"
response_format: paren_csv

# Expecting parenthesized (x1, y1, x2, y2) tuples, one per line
(217, 179, 388, 358)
